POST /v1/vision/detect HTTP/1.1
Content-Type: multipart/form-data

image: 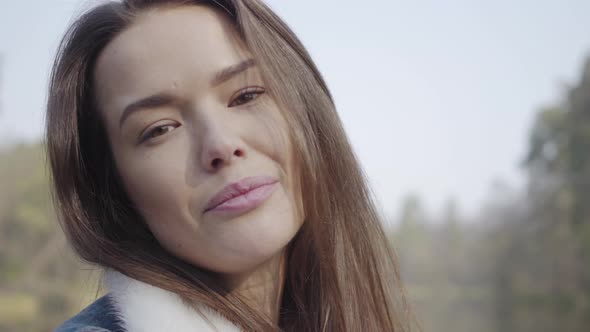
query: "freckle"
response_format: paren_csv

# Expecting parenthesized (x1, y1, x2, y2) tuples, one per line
(172, 81, 178, 89)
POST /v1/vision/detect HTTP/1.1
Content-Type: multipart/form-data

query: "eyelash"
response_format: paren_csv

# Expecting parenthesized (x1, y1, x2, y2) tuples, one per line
(228, 86, 266, 107)
(140, 122, 179, 143)
(139, 86, 266, 144)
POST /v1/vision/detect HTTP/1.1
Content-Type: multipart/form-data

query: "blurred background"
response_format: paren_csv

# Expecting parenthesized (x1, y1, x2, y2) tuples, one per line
(1, 0, 590, 331)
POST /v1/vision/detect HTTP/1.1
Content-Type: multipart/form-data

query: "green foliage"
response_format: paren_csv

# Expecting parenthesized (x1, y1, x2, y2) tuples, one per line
(0, 143, 100, 331)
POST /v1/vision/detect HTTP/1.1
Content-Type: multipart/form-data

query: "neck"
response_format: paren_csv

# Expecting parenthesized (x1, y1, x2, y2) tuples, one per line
(221, 251, 286, 324)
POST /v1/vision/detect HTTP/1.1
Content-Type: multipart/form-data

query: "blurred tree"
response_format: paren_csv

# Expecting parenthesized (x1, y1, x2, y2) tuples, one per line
(493, 56, 590, 332)
(391, 55, 590, 332)
(0, 143, 100, 331)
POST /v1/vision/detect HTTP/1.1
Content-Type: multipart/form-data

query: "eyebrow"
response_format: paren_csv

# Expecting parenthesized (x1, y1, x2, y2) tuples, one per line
(211, 58, 255, 86)
(119, 93, 184, 128)
(119, 59, 256, 128)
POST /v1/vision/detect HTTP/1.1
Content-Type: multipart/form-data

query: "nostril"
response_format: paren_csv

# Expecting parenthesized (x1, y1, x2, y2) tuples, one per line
(212, 158, 223, 168)
(209, 149, 243, 169)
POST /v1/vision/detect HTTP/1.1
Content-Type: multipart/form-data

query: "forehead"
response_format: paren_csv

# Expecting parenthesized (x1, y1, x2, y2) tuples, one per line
(94, 5, 248, 113)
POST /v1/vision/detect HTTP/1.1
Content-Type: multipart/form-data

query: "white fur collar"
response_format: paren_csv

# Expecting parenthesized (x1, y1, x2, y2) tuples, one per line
(104, 270, 241, 332)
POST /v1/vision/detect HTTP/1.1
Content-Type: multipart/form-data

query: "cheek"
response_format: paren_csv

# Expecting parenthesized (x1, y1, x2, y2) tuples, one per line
(246, 107, 292, 172)
(251, 113, 304, 224)
(248, 118, 299, 202)
(113, 143, 191, 228)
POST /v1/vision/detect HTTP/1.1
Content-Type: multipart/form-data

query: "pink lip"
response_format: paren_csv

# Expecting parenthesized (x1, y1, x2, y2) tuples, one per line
(204, 176, 279, 215)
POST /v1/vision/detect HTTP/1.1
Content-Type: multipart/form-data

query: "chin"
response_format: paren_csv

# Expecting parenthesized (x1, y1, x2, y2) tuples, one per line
(212, 220, 300, 275)
(186, 188, 302, 275)
(214, 226, 297, 275)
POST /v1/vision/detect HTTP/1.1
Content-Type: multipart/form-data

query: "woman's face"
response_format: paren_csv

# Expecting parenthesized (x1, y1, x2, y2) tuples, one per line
(93, 5, 303, 275)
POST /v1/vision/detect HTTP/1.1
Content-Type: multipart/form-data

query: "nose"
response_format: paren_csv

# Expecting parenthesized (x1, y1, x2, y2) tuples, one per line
(199, 119, 245, 173)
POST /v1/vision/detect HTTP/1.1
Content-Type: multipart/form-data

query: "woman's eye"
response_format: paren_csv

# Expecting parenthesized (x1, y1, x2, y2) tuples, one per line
(141, 123, 178, 143)
(228, 86, 265, 107)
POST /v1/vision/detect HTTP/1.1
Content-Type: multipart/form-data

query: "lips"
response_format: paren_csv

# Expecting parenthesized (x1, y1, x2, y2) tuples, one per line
(204, 175, 279, 213)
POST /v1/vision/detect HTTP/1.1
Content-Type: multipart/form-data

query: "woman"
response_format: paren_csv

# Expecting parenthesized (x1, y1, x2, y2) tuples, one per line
(48, 0, 415, 331)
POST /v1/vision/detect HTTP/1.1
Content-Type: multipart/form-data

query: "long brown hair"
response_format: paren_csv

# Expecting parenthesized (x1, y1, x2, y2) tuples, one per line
(46, 0, 415, 330)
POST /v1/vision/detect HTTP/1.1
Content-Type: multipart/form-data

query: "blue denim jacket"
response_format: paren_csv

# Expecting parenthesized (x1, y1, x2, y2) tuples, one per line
(54, 295, 124, 332)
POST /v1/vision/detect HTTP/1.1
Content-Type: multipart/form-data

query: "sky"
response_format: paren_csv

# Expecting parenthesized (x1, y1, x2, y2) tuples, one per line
(1, 0, 590, 220)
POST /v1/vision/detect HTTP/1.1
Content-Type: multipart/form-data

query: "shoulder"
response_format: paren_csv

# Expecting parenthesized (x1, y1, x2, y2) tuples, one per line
(54, 294, 124, 332)
(104, 269, 241, 332)
(56, 270, 241, 332)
